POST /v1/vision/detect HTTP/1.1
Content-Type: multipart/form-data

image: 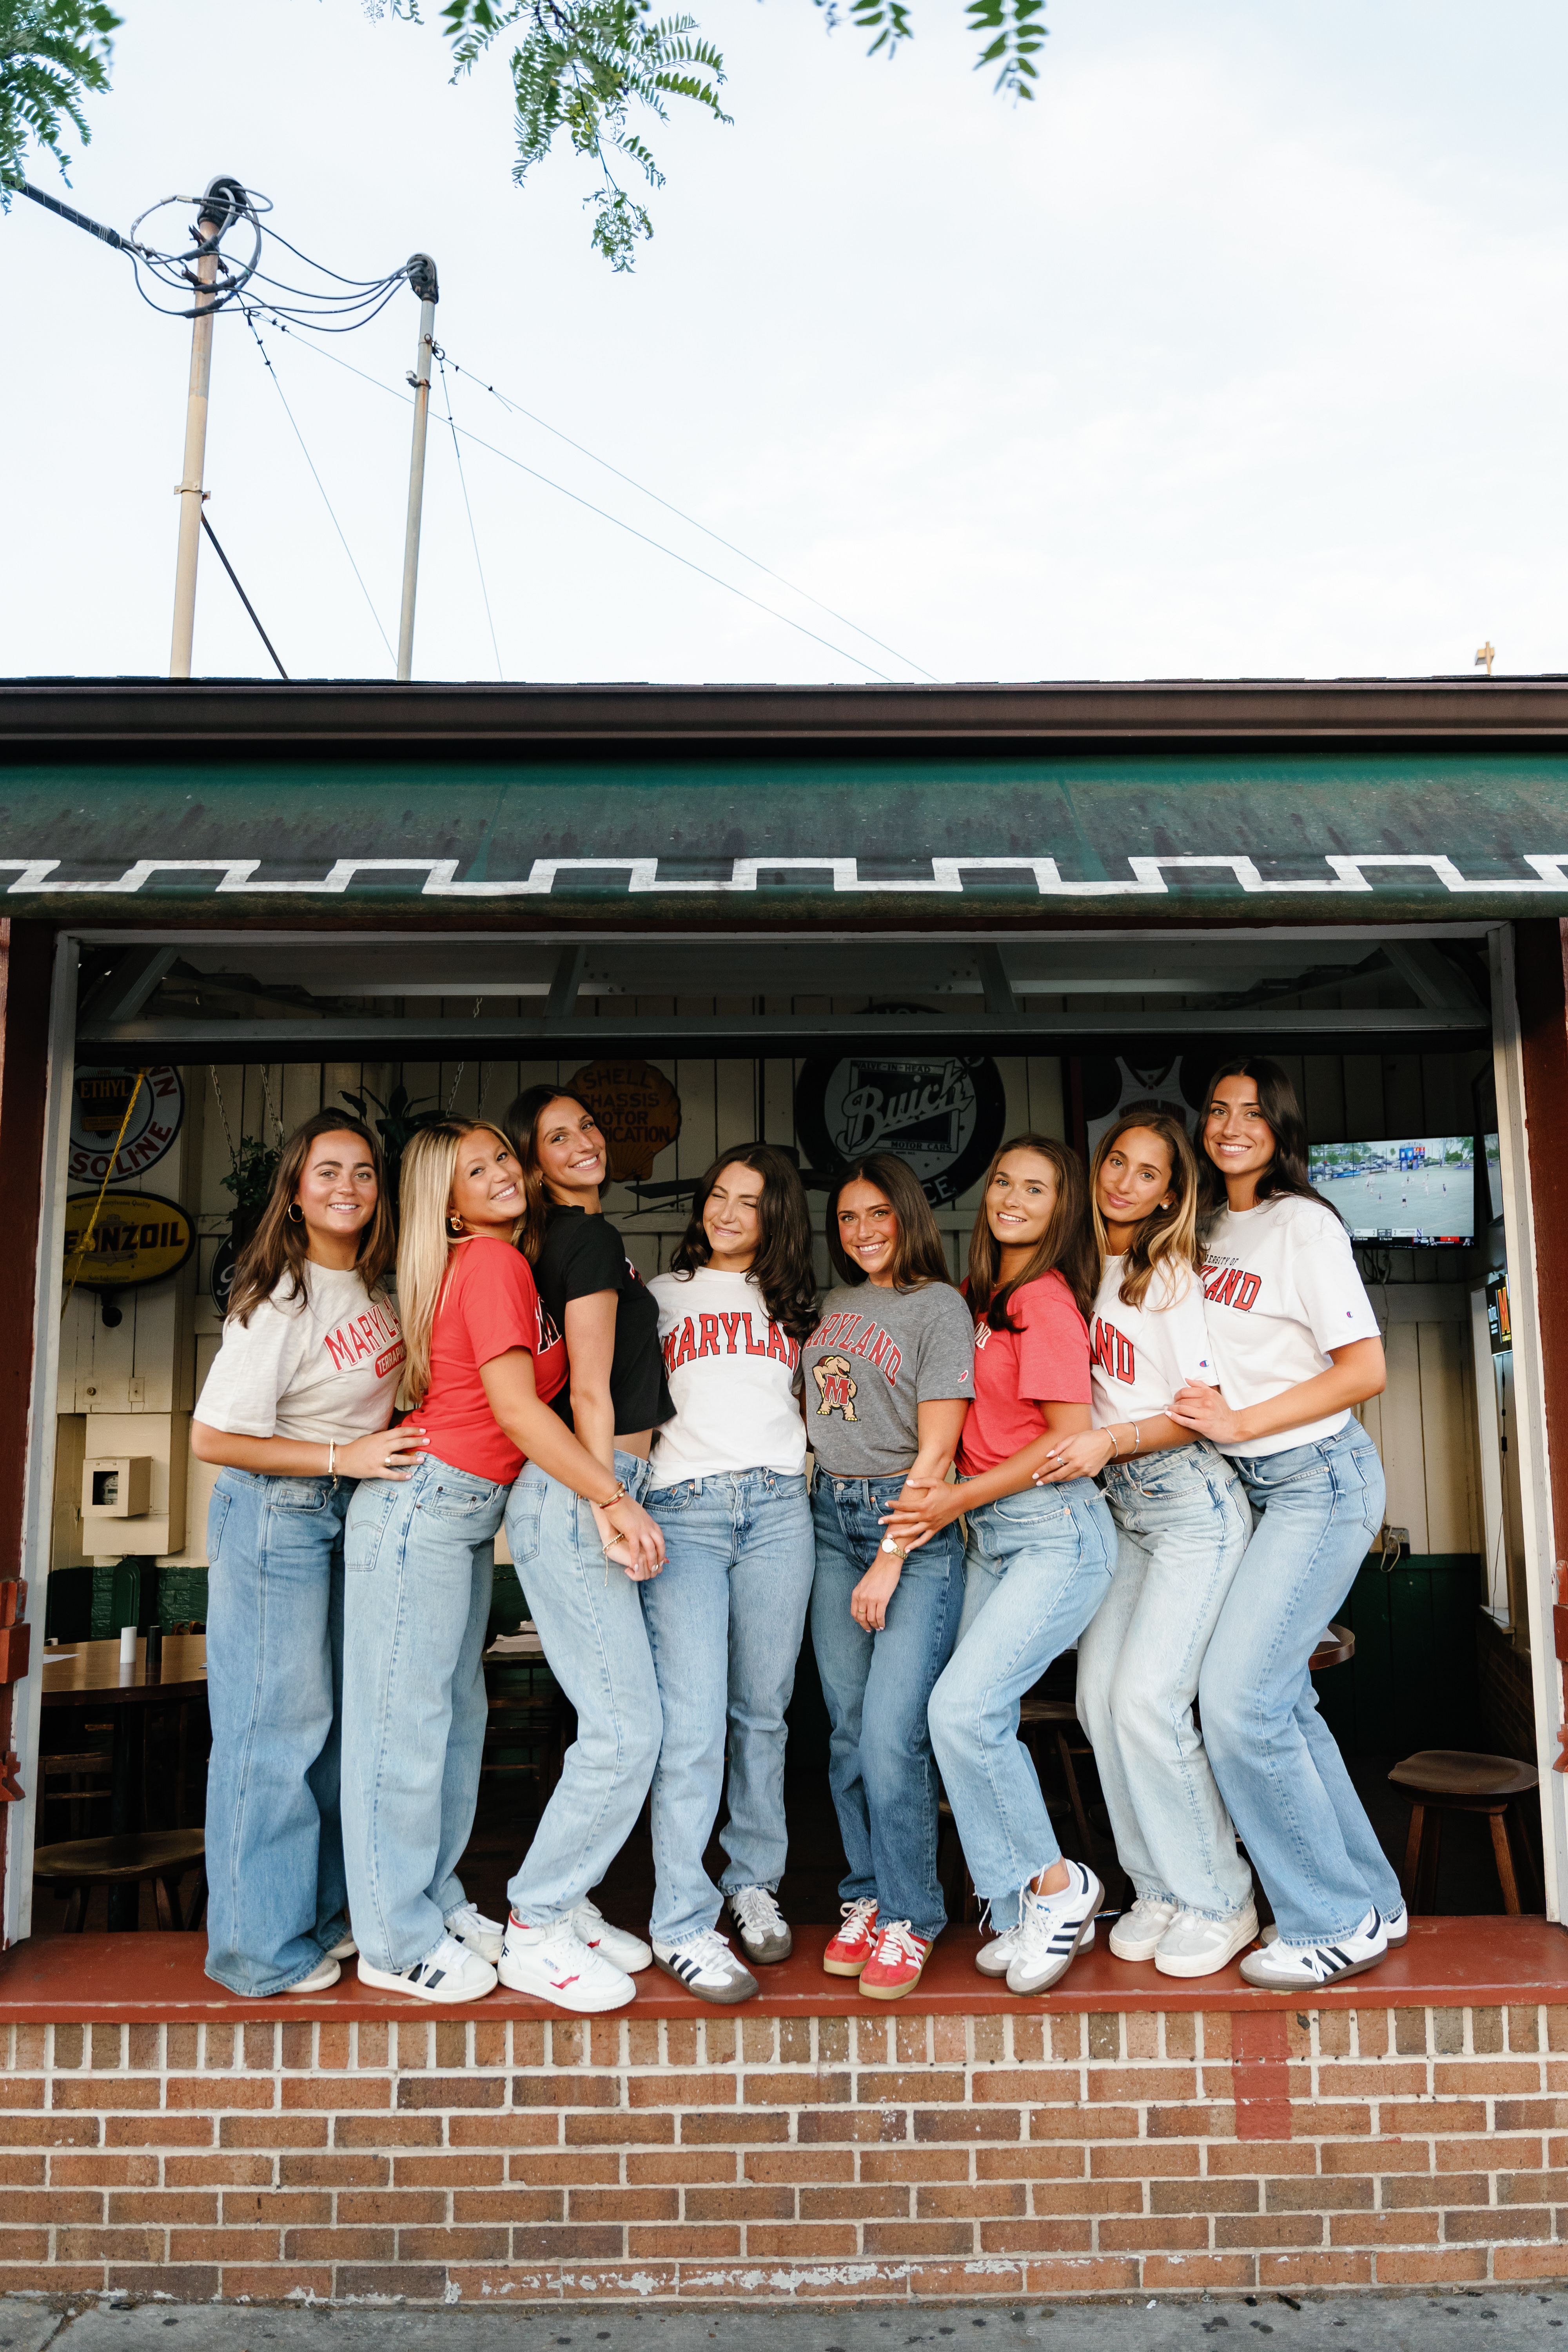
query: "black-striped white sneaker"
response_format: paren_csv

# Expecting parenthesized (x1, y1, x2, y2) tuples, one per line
(357, 1933, 496, 2004)
(1005, 1861, 1103, 1995)
(1239, 1908, 1387, 1989)
(653, 1928, 758, 2005)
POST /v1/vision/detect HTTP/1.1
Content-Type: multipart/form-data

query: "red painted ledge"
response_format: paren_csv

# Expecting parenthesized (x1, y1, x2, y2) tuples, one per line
(0, 1916, 1563, 2023)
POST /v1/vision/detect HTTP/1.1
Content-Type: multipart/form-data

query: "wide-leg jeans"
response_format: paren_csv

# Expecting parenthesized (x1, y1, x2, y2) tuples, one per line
(642, 1468, 813, 1947)
(809, 1474, 964, 1944)
(1075, 1441, 1253, 1920)
(341, 1454, 504, 1972)
(1198, 1417, 1403, 1945)
(204, 1468, 351, 1996)
(927, 1478, 1115, 1909)
(505, 1452, 662, 1927)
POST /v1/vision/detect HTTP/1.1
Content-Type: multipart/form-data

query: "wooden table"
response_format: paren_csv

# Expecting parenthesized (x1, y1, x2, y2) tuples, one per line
(40, 1637, 207, 1929)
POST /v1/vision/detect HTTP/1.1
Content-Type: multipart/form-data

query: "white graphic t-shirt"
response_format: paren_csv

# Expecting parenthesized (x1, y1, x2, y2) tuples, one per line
(648, 1266, 806, 1483)
(195, 1264, 405, 1445)
(1201, 1194, 1382, 1457)
(1089, 1256, 1216, 1428)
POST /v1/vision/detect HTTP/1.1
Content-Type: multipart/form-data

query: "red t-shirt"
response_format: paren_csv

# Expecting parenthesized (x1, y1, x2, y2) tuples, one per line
(417, 1238, 568, 1482)
(957, 1270, 1092, 1477)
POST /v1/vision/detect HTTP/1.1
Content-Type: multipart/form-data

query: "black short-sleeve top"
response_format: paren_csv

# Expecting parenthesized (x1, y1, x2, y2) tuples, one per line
(533, 1205, 675, 1436)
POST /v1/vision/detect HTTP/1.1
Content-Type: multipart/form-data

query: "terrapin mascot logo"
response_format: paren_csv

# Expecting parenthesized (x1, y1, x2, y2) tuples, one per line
(814, 1357, 859, 1420)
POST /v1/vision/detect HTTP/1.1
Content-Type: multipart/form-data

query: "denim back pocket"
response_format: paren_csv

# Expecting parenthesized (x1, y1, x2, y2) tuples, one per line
(419, 1477, 502, 1524)
(206, 1490, 232, 1567)
(269, 1481, 330, 1514)
(505, 1474, 546, 1567)
(344, 1481, 398, 1574)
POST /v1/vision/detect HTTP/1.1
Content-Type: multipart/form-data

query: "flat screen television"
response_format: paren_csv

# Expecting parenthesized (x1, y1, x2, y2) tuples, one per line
(1308, 1134, 1475, 1245)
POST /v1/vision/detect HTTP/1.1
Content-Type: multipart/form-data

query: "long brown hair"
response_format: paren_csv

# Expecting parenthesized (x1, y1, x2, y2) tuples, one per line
(1196, 1056, 1341, 1221)
(503, 1085, 599, 1263)
(670, 1144, 819, 1340)
(1089, 1111, 1202, 1312)
(227, 1111, 394, 1328)
(825, 1153, 952, 1292)
(967, 1133, 1096, 1329)
(395, 1120, 521, 1406)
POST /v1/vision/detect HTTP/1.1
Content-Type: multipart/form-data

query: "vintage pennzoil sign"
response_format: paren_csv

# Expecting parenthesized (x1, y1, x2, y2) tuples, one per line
(63, 1191, 195, 1292)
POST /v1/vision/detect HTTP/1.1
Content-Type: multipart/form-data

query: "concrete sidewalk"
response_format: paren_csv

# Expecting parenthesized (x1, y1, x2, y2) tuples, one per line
(9, 2293, 1568, 2352)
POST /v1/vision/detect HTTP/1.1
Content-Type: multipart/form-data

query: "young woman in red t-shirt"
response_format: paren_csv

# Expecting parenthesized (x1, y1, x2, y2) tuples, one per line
(886, 1134, 1116, 1998)
(340, 1121, 664, 2005)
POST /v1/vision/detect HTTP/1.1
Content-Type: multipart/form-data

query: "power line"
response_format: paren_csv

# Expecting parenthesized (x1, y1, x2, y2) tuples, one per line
(246, 314, 898, 681)
(441, 351, 938, 682)
(241, 312, 396, 666)
(200, 514, 289, 678)
(437, 353, 504, 681)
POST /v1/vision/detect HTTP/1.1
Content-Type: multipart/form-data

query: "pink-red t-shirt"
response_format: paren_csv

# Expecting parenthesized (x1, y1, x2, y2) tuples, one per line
(956, 1270, 1092, 1477)
(417, 1238, 568, 1482)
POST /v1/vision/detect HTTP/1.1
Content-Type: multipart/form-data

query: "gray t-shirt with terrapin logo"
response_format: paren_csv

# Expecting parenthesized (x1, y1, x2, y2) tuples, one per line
(798, 1280, 976, 1479)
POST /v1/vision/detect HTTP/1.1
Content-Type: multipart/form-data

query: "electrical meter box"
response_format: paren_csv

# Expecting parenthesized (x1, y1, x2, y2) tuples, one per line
(82, 1456, 152, 1523)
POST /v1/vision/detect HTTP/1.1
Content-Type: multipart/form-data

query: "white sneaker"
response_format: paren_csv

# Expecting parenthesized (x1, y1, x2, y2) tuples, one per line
(653, 1927, 759, 2005)
(357, 1933, 496, 2004)
(445, 1902, 505, 1965)
(1381, 1902, 1409, 1947)
(571, 1898, 652, 1974)
(1239, 1908, 1388, 1989)
(1005, 1861, 1103, 1996)
(1154, 1899, 1258, 1979)
(1108, 1897, 1179, 1962)
(326, 1933, 358, 1961)
(284, 1954, 341, 1993)
(499, 1916, 636, 2013)
(728, 1885, 793, 1965)
(978, 1893, 1097, 1978)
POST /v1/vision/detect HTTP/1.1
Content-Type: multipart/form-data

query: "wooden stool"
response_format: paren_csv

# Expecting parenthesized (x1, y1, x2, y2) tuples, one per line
(1388, 1751, 1541, 1914)
(34, 1830, 207, 1932)
(41, 1749, 113, 1828)
(1310, 1623, 1355, 1671)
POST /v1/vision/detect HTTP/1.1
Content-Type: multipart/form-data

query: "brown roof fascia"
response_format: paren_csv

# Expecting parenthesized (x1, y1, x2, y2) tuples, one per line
(6, 675, 1568, 758)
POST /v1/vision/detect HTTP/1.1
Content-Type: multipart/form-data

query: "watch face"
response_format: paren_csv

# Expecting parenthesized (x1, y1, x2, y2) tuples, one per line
(794, 1053, 1008, 1207)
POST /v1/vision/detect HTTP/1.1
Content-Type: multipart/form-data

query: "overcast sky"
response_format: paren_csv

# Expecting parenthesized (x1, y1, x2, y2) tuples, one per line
(6, 0, 1565, 687)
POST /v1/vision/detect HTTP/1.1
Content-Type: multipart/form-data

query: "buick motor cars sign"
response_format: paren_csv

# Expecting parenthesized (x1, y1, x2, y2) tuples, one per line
(794, 1053, 1008, 1207)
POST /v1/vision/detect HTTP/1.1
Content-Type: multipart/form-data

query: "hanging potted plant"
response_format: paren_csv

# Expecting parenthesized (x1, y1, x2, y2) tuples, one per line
(211, 1136, 282, 1317)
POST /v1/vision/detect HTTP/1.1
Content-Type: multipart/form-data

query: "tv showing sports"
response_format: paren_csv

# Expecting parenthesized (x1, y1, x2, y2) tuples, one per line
(1308, 1134, 1475, 1245)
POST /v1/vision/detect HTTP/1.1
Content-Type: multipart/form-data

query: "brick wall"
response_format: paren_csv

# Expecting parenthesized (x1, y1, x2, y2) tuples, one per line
(0, 2002, 1565, 2304)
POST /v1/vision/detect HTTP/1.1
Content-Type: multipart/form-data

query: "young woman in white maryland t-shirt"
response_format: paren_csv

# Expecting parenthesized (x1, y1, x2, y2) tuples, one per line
(1169, 1057, 1401, 1992)
(1039, 1111, 1255, 1980)
(191, 1112, 424, 1999)
(639, 1145, 819, 2005)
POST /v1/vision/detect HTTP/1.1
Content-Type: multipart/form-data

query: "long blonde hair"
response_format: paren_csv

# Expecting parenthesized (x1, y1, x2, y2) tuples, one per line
(396, 1120, 520, 1405)
(1089, 1110, 1201, 1312)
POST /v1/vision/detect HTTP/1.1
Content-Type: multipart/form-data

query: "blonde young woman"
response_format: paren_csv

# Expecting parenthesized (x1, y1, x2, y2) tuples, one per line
(339, 1122, 664, 2007)
(1061, 1112, 1256, 1978)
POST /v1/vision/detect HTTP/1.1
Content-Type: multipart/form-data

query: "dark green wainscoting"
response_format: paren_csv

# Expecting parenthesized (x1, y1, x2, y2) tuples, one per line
(1314, 1553, 1485, 1758)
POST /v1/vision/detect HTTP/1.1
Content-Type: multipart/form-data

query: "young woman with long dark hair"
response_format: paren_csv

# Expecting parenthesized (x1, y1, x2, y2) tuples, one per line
(895, 1135, 1116, 1996)
(1170, 1057, 1399, 1989)
(798, 1153, 975, 2000)
(1050, 1112, 1255, 1978)
(341, 1120, 664, 2009)
(638, 1144, 820, 2002)
(192, 1111, 419, 1998)
(495, 1086, 673, 2011)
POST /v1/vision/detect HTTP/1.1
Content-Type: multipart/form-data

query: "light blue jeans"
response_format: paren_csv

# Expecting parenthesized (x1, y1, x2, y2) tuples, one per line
(1198, 1417, 1402, 1946)
(505, 1451, 662, 1927)
(927, 1478, 1116, 1908)
(1076, 1442, 1253, 1920)
(340, 1453, 503, 1972)
(204, 1468, 351, 1996)
(642, 1469, 813, 1946)
(810, 1474, 965, 1943)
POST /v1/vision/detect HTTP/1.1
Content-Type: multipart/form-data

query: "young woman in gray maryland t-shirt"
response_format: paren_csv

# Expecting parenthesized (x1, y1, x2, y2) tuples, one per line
(797, 1152, 975, 2000)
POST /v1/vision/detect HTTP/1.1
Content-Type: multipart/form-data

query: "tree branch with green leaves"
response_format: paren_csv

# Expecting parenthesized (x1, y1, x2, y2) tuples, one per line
(0, 0, 119, 204)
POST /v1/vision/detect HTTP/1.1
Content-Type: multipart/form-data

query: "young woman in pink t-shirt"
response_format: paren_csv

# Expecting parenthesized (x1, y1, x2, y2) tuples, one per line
(886, 1134, 1115, 1998)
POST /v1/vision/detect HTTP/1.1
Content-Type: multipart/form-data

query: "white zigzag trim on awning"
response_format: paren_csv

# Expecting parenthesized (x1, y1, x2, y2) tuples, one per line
(2, 852, 1568, 897)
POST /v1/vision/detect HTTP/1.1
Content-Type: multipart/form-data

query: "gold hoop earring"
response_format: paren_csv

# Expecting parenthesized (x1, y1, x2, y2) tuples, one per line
(447, 1213, 465, 1236)
(287, 1203, 305, 1225)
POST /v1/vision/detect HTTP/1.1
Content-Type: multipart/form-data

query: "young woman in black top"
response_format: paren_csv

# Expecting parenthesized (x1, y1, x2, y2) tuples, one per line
(491, 1087, 673, 2011)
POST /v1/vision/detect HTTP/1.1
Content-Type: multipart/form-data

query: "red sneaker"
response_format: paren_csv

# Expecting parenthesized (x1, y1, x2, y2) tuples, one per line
(858, 1919, 933, 2000)
(822, 1897, 880, 1976)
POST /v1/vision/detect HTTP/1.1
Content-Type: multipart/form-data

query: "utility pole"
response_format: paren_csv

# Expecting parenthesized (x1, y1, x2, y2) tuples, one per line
(169, 178, 245, 681)
(396, 256, 439, 684)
